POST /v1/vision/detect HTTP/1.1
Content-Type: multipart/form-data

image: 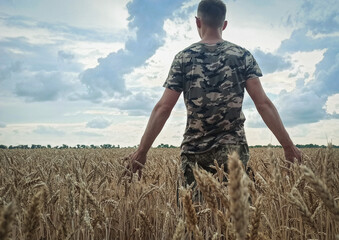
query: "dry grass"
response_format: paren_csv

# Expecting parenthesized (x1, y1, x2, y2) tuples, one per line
(0, 146, 338, 239)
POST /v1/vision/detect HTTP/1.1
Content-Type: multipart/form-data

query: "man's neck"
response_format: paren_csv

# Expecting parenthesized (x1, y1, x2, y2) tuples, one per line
(199, 27, 224, 44)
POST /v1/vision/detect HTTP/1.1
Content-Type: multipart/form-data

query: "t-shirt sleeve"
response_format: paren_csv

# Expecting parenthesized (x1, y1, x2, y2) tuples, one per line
(163, 52, 184, 92)
(244, 50, 263, 80)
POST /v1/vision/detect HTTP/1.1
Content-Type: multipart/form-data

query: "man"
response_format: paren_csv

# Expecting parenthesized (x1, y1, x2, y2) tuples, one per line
(126, 0, 301, 185)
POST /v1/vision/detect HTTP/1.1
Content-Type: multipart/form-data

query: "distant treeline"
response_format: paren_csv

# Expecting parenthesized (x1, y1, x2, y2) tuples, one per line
(0, 144, 121, 149)
(0, 143, 337, 149)
(250, 143, 338, 148)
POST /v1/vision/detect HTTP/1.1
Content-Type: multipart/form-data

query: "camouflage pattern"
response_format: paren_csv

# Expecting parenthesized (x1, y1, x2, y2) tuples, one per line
(181, 144, 250, 187)
(163, 40, 263, 154)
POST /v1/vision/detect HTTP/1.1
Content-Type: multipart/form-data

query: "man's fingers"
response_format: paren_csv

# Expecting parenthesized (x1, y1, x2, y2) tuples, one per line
(137, 169, 142, 180)
(123, 153, 133, 161)
(122, 151, 146, 181)
(125, 158, 144, 173)
(133, 161, 144, 168)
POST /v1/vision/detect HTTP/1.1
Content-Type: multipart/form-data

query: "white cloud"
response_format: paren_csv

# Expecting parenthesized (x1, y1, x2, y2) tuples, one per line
(289, 119, 339, 145)
(259, 49, 326, 94)
(0, 0, 131, 32)
(288, 49, 326, 84)
(325, 94, 339, 115)
(86, 118, 112, 129)
(33, 126, 65, 136)
(57, 40, 125, 69)
(74, 131, 103, 137)
(224, 0, 301, 52)
(0, 16, 126, 69)
(125, 12, 198, 89)
(245, 119, 339, 146)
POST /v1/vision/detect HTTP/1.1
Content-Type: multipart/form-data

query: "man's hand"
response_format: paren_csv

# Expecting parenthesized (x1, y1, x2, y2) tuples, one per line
(121, 88, 180, 181)
(124, 150, 147, 180)
(283, 145, 302, 165)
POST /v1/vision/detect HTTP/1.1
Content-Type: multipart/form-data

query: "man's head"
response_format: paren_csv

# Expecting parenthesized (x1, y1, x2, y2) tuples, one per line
(197, 0, 226, 29)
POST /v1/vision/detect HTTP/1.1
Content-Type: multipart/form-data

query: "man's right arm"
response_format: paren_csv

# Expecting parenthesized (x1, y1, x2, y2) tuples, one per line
(245, 77, 301, 163)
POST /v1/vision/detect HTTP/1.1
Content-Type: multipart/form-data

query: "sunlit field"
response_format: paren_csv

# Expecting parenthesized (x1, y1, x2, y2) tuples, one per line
(0, 147, 338, 239)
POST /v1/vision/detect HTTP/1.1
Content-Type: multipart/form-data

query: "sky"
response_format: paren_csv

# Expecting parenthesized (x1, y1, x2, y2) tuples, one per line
(0, 0, 338, 147)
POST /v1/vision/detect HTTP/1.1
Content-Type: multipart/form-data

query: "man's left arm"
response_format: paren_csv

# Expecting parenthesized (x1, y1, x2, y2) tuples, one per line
(245, 77, 302, 163)
(126, 88, 181, 175)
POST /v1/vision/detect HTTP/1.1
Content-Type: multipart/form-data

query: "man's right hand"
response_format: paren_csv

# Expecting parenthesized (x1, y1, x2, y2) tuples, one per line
(124, 149, 147, 180)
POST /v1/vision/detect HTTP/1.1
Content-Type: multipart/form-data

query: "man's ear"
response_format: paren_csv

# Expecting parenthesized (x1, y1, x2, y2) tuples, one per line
(222, 20, 228, 30)
(195, 16, 202, 28)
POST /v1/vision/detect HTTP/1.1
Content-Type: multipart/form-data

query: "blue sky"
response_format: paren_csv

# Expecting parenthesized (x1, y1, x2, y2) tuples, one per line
(0, 0, 338, 147)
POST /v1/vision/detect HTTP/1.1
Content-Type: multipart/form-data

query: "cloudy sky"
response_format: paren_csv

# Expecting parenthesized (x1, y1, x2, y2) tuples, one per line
(0, 0, 338, 147)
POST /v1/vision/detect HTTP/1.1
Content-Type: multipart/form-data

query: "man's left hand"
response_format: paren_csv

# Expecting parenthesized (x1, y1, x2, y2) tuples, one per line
(283, 145, 302, 165)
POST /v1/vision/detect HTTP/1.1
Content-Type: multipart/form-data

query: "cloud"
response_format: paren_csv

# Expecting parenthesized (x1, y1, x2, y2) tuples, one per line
(252, 49, 291, 74)
(275, 88, 328, 126)
(0, 15, 126, 101)
(297, 0, 339, 34)
(0, 0, 131, 33)
(0, 60, 22, 82)
(58, 50, 74, 61)
(33, 125, 65, 136)
(74, 131, 103, 137)
(14, 71, 74, 102)
(86, 118, 111, 129)
(311, 45, 339, 97)
(325, 94, 339, 115)
(79, 0, 184, 102)
(105, 92, 156, 116)
(0, 122, 6, 128)
(252, 0, 339, 127)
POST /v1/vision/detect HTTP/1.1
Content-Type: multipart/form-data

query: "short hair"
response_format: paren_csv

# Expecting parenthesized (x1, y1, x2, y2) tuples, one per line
(197, 0, 226, 28)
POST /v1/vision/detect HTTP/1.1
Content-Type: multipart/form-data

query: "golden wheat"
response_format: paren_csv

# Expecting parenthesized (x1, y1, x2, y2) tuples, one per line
(0, 147, 337, 239)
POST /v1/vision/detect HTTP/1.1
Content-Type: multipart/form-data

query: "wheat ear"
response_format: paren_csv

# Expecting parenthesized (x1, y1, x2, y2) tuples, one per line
(301, 165, 339, 221)
(172, 218, 185, 240)
(228, 152, 249, 240)
(0, 202, 16, 240)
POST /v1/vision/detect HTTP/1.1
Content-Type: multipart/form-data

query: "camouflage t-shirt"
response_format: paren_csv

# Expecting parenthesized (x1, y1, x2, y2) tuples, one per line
(163, 40, 263, 154)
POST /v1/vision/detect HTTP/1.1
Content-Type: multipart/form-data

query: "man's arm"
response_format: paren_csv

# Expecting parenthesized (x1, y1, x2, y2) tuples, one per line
(245, 77, 301, 163)
(126, 88, 181, 174)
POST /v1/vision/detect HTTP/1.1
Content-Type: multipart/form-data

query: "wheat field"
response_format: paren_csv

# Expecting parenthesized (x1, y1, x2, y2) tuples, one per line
(0, 146, 338, 240)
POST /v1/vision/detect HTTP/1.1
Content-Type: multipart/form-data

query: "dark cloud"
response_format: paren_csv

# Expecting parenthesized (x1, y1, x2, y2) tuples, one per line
(58, 50, 74, 61)
(275, 88, 328, 126)
(86, 118, 111, 129)
(311, 46, 339, 97)
(0, 60, 22, 81)
(14, 71, 72, 101)
(275, 31, 338, 126)
(79, 0, 184, 101)
(252, 49, 291, 74)
(299, 0, 339, 34)
(33, 125, 65, 136)
(265, 1, 339, 127)
(0, 36, 84, 102)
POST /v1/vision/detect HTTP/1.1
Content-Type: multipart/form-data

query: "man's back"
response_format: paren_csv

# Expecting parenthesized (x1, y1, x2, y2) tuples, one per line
(125, 0, 301, 181)
(164, 41, 262, 154)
